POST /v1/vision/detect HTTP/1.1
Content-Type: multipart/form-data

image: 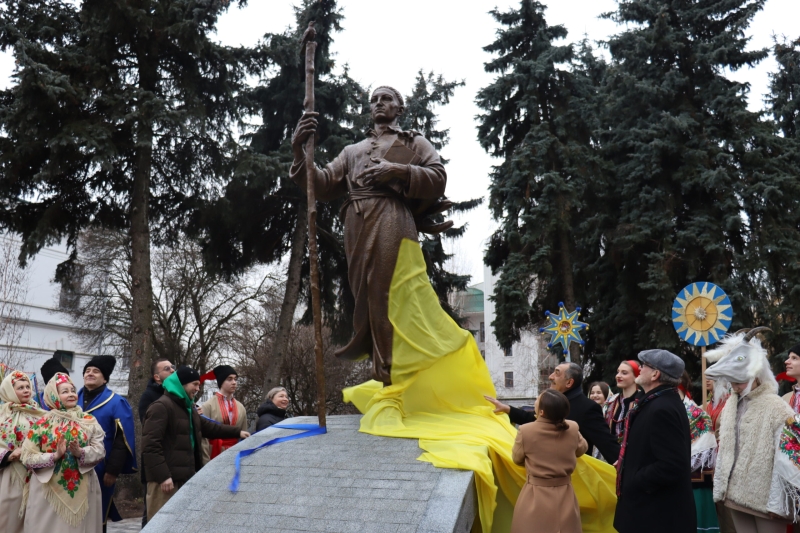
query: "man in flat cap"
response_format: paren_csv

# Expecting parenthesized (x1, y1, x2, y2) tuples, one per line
(78, 355, 137, 532)
(614, 349, 696, 533)
(198, 364, 248, 464)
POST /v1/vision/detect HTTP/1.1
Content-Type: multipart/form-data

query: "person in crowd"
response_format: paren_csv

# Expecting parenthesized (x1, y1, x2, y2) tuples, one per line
(614, 349, 696, 533)
(21, 372, 106, 532)
(485, 362, 620, 463)
(138, 358, 174, 423)
(677, 371, 719, 533)
(77, 355, 136, 532)
(137, 357, 174, 527)
(37, 354, 70, 409)
(510, 389, 587, 533)
(199, 365, 248, 463)
(604, 360, 641, 443)
(588, 381, 610, 405)
(0, 370, 45, 532)
(782, 344, 800, 412)
(704, 377, 735, 533)
(255, 387, 291, 432)
(142, 366, 250, 520)
(705, 330, 793, 533)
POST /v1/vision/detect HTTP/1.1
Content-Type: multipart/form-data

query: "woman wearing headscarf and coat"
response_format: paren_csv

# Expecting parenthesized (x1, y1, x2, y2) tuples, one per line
(705, 328, 793, 533)
(0, 370, 45, 532)
(21, 372, 106, 533)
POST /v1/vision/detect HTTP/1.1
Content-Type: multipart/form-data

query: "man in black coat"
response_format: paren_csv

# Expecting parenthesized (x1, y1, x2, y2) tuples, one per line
(485, 362, 621, 463)
(137, 358, 174, 527)
(614, 349, 696, 533)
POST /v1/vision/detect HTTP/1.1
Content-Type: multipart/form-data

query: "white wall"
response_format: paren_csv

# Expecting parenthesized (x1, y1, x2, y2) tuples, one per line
(1, 236, 128, 395)
(482, 264, 539, 406)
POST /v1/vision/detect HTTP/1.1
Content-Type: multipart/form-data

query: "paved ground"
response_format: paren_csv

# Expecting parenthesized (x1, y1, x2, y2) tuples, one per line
(108, 518, 141, 532)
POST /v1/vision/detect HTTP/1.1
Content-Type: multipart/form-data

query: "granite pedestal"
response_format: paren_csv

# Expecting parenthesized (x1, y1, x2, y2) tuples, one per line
(142, 415, 476, 533)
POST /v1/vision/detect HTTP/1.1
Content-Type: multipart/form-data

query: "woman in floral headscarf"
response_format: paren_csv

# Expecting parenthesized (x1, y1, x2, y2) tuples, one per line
(21, 372, 105, 532)
(0, 370, 45, 532)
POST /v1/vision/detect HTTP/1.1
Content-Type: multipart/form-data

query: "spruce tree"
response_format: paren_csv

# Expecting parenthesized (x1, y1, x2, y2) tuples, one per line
(594, 0, 786, 374)
(476, 0, 605, 361)
(0, 0, 257, 401)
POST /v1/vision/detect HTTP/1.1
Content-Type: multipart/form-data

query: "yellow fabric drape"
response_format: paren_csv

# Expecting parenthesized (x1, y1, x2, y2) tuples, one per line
(344, 239, 617, 533)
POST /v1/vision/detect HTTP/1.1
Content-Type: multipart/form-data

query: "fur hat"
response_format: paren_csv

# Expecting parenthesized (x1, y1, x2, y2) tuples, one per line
(41, 355, 70, 385)
(83, 355, 116, 382)
(199, 365, 238, 389)
(176, 366, 201, 385)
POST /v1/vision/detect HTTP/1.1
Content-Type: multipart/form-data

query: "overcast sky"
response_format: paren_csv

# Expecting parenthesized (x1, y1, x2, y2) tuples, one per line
(2, 0, 798, 283)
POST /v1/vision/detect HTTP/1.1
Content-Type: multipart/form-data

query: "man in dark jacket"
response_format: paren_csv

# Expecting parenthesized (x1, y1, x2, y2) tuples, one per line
(485, 362, 621, 463)
(137, 357, 173, 527)
(142, 366, 250, 521)
(614, 349, 696, 533)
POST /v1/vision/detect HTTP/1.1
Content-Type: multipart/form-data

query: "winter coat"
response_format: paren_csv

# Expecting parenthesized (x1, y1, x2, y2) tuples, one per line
(254, 401, 288, 432)
(138, 379, 164, 483)
(714, 380, 793, 517)
(509, 385, 621, 463)
(142, 391, 240, 485)
(138, 379, 164, 423)
(614, 385, 696, 533)
(510, 419, 587, 533)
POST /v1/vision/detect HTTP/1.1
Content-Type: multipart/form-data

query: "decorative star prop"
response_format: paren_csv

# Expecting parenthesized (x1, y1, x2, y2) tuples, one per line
(672, 282, 732, 346)
(539, 302, 589, 360)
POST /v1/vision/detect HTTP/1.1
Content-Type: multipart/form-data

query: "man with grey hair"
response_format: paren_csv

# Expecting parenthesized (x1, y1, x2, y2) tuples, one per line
(614, 349, 695, 533)
(485, 361, 620, 463)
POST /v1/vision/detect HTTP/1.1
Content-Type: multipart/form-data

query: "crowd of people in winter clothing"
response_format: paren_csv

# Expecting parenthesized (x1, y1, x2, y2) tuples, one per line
(488, 330, 800, 533)
(0, 354, 287, 532)
(4, 328, 800, 533)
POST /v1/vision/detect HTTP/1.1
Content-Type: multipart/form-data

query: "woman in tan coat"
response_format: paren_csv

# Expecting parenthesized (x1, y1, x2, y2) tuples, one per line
(511, 389, 587, 533)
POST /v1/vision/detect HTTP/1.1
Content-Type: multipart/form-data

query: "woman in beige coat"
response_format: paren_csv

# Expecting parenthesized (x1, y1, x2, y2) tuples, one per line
(511, 389, 588, 533)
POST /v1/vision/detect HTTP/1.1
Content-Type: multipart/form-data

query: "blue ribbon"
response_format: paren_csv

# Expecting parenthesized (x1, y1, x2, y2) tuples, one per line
(228, 423, 326, 492)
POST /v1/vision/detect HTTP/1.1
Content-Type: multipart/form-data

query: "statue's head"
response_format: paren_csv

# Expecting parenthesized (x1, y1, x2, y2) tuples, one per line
(370, 86, 404, 125)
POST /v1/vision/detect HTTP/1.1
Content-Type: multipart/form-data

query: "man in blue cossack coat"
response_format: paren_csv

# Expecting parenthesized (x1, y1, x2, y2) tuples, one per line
(78, 355, 137, 532)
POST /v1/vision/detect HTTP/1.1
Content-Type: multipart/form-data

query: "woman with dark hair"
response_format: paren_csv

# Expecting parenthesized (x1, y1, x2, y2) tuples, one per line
(588, 381, 610, 405)
(510, 389, 587, 533)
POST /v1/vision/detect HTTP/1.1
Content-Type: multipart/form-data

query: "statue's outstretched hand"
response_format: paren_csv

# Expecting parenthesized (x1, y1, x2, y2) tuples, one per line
(355, 158, 408, 186)
(292, 112, 319, 160)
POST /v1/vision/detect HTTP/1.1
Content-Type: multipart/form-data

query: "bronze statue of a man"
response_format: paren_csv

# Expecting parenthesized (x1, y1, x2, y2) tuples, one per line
(291, 86, 447, 384)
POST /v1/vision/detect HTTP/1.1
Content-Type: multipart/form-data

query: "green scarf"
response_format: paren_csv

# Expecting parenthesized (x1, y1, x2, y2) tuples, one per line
(163, 372, 196, 449)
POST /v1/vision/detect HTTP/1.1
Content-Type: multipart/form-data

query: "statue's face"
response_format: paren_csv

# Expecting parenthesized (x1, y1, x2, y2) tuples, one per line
(370, 88, 403, 124)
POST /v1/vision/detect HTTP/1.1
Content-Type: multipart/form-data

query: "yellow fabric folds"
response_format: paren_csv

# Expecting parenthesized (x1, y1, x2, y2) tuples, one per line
(343, 239, 618, 533)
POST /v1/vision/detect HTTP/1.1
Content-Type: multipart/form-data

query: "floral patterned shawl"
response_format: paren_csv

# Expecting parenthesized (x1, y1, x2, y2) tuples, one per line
(683, 396, 716, 471)
(21, 373, 103, 526)
(0, 370, 45, 517)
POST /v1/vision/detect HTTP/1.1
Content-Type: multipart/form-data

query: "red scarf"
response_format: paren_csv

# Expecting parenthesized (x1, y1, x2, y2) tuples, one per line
(209, 393, 239, 460)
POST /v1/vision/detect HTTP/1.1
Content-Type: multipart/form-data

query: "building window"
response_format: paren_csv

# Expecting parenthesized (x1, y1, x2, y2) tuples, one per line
(479, 322, 485, 342)
(504, 346, 513, 357)
(504, 371, 514, 388)
(480, 350, 485, 359)
(54, 350, 74, 372)
(58, 263, 85, 309)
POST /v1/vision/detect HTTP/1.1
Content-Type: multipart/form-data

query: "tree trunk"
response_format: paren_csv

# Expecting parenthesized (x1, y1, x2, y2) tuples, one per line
(262, 201, 308, 394)
(557, 196, 580, 363)
(127, 45, 158, 499)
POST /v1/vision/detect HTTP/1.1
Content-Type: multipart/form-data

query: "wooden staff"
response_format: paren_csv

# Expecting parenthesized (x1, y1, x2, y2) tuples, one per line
(301, 22, 326, 428)
(701, 345, 707, 411)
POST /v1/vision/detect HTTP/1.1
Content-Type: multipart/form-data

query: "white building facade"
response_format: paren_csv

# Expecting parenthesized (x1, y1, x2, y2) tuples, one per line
(0, 235, 128, 394)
